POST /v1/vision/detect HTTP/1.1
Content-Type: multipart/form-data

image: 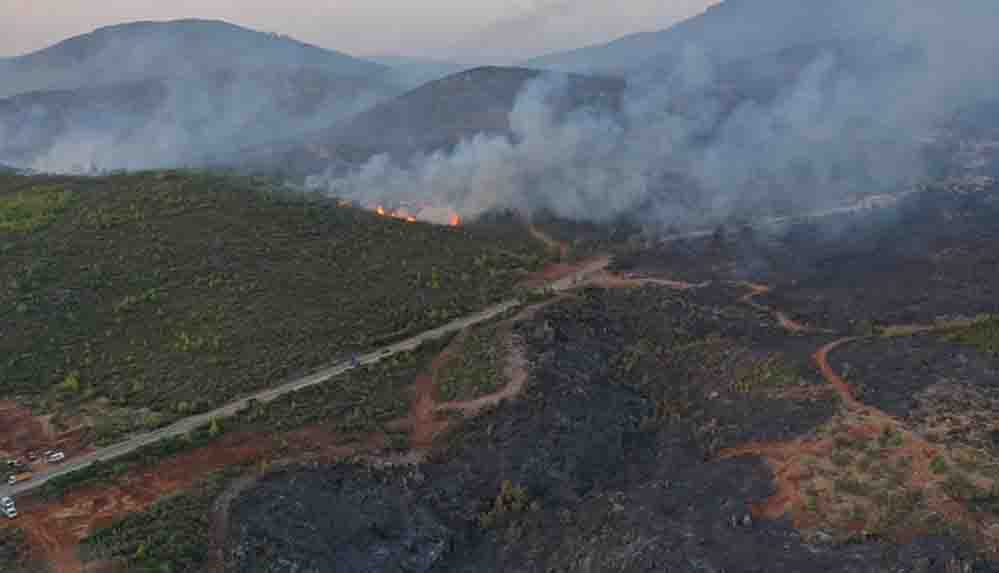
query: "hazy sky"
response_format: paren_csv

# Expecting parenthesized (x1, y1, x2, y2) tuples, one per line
(1, 0, 715, 61)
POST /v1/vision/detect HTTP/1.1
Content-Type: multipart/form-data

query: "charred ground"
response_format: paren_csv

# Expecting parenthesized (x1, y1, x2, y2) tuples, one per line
(218, 184, 999, 572)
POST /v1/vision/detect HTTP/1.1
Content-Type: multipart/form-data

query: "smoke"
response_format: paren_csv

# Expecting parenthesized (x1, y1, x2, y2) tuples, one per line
(0, 20, 396, 173)
(309, 0, 999, 228)
(16, 78, 384, 174)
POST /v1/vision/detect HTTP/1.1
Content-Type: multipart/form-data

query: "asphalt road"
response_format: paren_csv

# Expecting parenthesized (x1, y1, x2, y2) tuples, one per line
(0, 257, 610, 499)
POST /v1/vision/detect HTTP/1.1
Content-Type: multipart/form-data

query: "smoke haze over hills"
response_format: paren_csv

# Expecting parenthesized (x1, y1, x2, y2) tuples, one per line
(307, 0, 999, 228)
(0, 20, 400, 172)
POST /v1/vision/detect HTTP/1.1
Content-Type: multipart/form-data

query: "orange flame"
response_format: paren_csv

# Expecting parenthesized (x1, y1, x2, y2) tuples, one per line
(371, 204, 461, 226)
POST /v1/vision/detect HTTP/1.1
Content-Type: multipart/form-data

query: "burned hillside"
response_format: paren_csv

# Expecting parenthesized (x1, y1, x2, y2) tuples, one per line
(226, 275, 998, 571)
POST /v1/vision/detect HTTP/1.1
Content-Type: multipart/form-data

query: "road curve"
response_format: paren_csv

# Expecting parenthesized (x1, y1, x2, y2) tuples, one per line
(0, 257, 610, 499)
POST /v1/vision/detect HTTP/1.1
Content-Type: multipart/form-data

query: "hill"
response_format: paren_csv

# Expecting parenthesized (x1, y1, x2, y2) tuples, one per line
(523, 0, 884, 75)
(443, 0, 697, 65)
(237, 66, 626, 177)
(0, 20, 402, 171)
(330, 67, 624, 155)
(0, 19, 387, 99)
(0, 171, 548, 447)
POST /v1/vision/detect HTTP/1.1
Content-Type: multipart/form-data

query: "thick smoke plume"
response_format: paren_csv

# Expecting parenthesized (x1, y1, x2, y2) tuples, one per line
(310, 0, 999, 228)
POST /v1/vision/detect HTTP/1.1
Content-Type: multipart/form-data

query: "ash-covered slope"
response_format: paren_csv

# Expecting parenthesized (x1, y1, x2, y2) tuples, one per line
(0, 20, 401, 172)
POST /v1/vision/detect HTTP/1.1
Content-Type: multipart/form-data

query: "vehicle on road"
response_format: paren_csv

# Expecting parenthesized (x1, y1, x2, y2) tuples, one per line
(1, 496, 16, 519)
(7, 472, 33, 486)
(46, 451, 66, 464)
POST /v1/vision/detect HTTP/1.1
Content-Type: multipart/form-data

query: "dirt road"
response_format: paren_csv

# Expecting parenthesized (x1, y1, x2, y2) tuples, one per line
(0, 257, 610, 500)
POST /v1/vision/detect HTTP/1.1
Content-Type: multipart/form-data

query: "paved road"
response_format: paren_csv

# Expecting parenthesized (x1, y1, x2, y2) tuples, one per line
(1, 257, 610, 499)
(658, 188, 922, 244)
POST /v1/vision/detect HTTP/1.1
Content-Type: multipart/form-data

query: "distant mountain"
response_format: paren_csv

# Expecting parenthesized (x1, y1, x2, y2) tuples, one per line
(523, 0, 897, 76)
(0, 20, 402, 171)
(368, 55, 471, 88)
(442, 0, 702, 65)
(231, 66, 626, 177)
(0, 19, 387, 98)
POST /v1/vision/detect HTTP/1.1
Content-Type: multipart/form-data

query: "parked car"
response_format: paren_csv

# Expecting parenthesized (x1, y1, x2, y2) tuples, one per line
(6, 472, 31, 486)
(46, 451, 65, 464)
(1, 496, 16, 519)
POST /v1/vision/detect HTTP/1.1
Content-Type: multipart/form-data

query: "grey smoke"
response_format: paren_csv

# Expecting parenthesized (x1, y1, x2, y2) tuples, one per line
(0, 19, 398, 173)
(309, 0, 999, 228)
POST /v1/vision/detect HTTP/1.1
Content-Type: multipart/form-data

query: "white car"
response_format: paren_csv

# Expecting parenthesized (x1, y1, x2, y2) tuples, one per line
(1, 497, 16, 519)
(46, 451, 66, 464)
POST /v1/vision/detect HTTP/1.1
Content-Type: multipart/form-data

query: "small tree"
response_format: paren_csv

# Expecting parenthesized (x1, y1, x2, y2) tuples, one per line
(59, 371, 81, 393)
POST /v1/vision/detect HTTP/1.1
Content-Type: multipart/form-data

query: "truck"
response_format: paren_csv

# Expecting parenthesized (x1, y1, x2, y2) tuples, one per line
(7, 472, 32, 486)
(1, 496, 16, 519)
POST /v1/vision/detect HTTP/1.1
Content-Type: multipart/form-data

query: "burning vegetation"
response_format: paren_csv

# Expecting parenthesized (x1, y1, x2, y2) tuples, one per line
(371, 203, 462, 226)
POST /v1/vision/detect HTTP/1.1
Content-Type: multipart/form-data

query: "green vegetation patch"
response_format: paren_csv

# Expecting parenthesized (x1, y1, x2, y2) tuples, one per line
(232, 337, 448, 434)
(733, 354, 803, 394)
(944, 316, 999, 357)
(436, 327, 505, 402)
(0, 185, 72, 232)
(40, 339, 447, 499)
(0, 171, 547, 444)
(82, 470, 237, 572)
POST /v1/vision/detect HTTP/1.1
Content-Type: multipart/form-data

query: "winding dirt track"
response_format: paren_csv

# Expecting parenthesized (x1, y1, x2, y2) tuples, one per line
(529, 224, 569, 261)
(813, 338, 863, 408)
(738, 282, 813, 334)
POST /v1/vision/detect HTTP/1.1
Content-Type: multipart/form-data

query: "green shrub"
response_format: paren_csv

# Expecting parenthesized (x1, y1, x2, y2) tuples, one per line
(945, 316, 999, 356)
(929, 455, 949, 475)
(0, 186, 71, 232)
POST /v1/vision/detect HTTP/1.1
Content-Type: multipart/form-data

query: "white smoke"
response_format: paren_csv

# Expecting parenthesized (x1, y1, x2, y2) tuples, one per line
(308, 1, 999, 228)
